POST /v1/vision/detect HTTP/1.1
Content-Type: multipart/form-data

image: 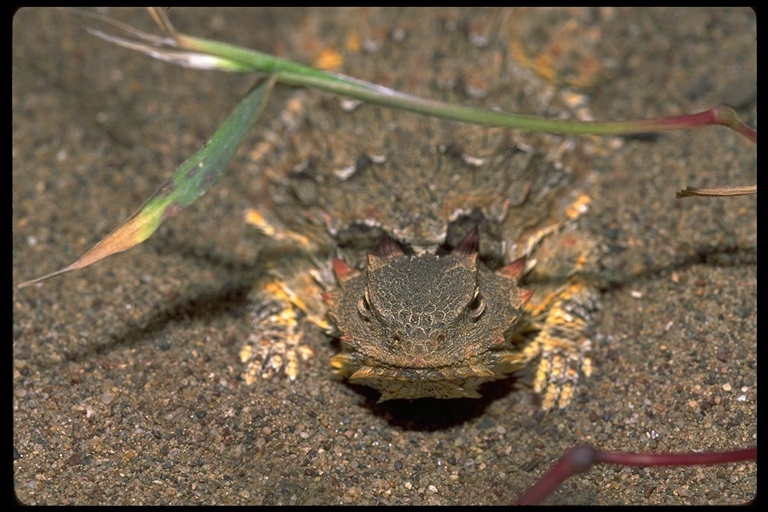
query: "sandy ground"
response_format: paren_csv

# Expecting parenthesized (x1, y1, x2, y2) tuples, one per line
(13, 8, 755, 505)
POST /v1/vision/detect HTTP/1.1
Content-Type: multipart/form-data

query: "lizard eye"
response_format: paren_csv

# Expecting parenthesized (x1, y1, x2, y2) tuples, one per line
(357, 291, 373, 321)
(468, 288, 485, 321)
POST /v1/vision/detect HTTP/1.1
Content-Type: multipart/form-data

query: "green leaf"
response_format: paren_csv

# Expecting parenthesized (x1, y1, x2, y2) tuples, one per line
(18, 76, 275, 288)
(84, 8, 756, 142)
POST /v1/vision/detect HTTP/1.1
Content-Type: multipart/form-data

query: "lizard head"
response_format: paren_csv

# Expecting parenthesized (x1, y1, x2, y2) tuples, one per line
(326, 227, 533, 401)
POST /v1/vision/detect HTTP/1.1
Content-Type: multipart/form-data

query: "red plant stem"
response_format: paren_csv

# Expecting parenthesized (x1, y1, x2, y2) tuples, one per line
(598, 446, 757, 466)
(630, 106, 756, 143)
(515, 445, 756, 505)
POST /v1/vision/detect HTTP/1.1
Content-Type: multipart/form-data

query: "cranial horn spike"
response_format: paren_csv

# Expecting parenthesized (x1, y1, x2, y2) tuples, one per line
(470, 364, 495, 378)
(457, 251, 478, 272)
(349, 366, 378, 381)
(519, 288, 535, 306)
(452, 226, 480, 258)
(377, 232, 405, 259)
(491, 334, 506, 346)
(332, 257, 356, 283)
(367, 253, 388, 272)
(499, 256, 527, 281)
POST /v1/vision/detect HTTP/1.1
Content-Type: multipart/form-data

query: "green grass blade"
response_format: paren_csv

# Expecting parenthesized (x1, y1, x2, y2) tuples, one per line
(18, 76, 275, 288)
(87, 8, 753, 142)
(181, 34, 756, 141)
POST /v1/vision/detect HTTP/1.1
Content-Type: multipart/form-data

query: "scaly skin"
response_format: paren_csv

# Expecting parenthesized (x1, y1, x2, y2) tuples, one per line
(239, 8, 605, 408)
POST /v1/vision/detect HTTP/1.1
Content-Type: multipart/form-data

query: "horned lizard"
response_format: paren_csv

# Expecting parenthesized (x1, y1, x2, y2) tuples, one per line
(238, 8, 605, 410)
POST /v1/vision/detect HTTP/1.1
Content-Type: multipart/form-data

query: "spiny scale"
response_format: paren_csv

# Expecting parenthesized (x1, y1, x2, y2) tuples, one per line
(327, 228, 536, 402)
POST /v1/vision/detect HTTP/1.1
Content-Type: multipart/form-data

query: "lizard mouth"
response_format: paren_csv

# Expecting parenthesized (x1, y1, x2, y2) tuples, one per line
(343, 361, 504, 402)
